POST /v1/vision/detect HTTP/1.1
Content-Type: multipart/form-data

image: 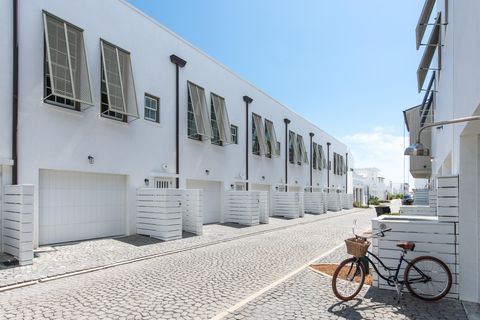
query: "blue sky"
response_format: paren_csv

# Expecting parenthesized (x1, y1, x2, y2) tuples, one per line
(127, 0, 424, 184)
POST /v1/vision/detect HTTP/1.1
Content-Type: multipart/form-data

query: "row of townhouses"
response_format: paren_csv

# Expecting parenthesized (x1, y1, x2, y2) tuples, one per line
(404, 0, 480, 303)
(0, 0, 352, 248)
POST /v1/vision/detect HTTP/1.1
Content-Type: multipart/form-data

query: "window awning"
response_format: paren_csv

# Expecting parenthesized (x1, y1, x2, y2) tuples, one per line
(313, 142, 319, 169)
(100, 40, 139, 118)
(187, 82, 212, 138)
(416, 0, 436, 49)
(420, 73, 435, 127)
(289, 131, 299, 163)
(417, 12, 441, 92)
(265, 120, 280, 157)
(211, 93, 232, 144)
(252, 113, 268, 155)
(297, 135, 308, 164)
(43, 12, 93, 106)
(319, 145, 326, 169)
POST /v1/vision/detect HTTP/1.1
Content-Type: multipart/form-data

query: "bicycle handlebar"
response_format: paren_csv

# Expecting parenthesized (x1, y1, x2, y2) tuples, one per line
(354, 228, 392, 240)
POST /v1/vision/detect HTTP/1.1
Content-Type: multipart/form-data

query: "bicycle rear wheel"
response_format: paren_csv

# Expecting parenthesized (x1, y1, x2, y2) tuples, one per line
(404, 256, 452, 301)
(332, 257, 366, 301)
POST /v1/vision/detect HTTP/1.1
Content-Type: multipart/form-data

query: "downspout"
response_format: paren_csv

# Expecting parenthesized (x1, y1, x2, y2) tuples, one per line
(345, 153, 348, 192)
(309, 132, 314, 190)
(170, 54, 186, 189)
(326, 142, 331, 191)
(243, 96, 253, 191)
(284, 118, 291, 192)
(12, 0, 19, 185)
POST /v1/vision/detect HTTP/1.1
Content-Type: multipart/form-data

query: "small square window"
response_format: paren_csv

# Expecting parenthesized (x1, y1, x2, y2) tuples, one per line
(144, 94, 160, 123)
(231, 125, 238, 144)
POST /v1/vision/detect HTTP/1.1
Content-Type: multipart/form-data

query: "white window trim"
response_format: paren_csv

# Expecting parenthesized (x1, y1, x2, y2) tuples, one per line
(144, 94, 159, 122)
(43, 12, 93, 106)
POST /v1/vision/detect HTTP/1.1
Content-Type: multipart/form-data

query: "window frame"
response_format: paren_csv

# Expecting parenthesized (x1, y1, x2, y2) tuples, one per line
(187, 81, 212, 140)
(264, 119, 280, 158)
(252, 113, 267, 156)
(231, 124, 238, 144)
(144, 93, 160, 123)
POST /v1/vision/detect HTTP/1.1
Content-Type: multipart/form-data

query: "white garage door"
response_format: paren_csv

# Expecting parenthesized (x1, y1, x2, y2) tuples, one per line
(39, 170, 126, 245)
(187, 179, 222, 224)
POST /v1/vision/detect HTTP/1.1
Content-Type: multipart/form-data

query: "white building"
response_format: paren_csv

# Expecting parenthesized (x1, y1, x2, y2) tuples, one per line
(0, 0, 351, 248)
(404, 0, 480, 303)
(353, 168, 388, 201)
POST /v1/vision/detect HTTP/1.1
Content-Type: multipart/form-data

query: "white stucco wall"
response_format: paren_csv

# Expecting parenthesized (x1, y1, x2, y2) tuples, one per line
(0, 0, 13, 162)
(10, 0, 350, 246)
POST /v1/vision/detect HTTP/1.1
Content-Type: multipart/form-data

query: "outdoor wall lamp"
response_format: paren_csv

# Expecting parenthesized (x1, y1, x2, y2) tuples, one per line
(87, 155, 94, 164)
(230, 184, 234, 190)
(404, 116, 480, 156)
(262, 176, 265, 180)
(205, 169, 210, 175)
(295, 180, 298, 184)
(144, 178, 149, 186)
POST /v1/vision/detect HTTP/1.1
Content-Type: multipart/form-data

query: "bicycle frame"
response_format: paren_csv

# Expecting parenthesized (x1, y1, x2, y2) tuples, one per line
(356, 250, 431, 287)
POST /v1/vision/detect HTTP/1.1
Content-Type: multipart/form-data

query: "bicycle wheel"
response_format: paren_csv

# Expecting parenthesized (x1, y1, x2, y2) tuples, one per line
(332, 257, 366, 301)
(404, 256, 452, 301)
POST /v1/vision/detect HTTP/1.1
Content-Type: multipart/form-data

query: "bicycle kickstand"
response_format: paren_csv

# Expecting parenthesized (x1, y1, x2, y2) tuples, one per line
(394, 281, 404, 303)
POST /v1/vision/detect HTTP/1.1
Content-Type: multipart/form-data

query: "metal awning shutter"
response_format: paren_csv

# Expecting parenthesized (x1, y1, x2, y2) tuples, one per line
(417, 12, 441, 92)
(416, 0, 436, 49)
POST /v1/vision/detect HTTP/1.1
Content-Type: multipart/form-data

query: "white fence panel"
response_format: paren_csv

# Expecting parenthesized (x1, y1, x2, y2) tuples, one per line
(437, 176, 459, 223)
(413, 188, 429, 205)
(136, 188, 182, 241)
(304, 192, 326, 214)
(399, 205, 437, 216)
(258, 191, 269, 224)
(342, 194, 353, 209)
(183, 189, 203, 235)
(273, 192, 302, 219)
(327, 192, 342, 212)
(2, 185, 34, 265)
(371, 215, 458, 298)
(225, 191, 260, 226)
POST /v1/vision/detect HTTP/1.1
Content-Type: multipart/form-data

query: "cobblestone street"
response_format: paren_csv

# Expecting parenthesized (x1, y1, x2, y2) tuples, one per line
(0, 209, 467, 319)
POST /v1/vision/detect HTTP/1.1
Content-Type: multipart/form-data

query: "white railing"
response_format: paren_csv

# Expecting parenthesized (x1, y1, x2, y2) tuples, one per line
(304, 192, 326, 214)
(136, 188, 183, 241)
(183, 189, 203, 235)
(372, 215, 458, 299)
(273, 192, 303, 219)
(2, 185, 34, 265)
(225, 191, 260, 226)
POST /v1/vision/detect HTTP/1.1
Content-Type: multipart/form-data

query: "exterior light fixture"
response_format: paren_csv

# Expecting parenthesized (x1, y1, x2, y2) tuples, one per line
(405, 115, 480, 156)
(262, 176, 265, 180)
(230, 184, 234, 190)
(295, 180, 298, 184)
(144, 178, 149, 186)
(87, 155, 94, 164)
(205, 169, 210, 175)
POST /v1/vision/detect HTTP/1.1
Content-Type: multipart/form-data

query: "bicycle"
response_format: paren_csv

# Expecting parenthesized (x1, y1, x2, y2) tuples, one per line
(331, 221, 452, 301)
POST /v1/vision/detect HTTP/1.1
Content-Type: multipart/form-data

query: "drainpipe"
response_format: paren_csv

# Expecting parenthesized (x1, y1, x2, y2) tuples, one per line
(345, 153, 348, 193)
(309, 132, 314, 190)
(243, 96, 253, 191)
(12, 0, 19, 185)
(170, 54, 187, 189)
(284, 118, 291, 192)
(327, 142, 331, 191)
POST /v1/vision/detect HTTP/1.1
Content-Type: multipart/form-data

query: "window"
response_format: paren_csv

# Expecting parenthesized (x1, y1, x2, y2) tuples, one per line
(296, 134, 308, 165)
(100, 40, 139, 121)
(211, 93, 233, 145)
(144, 94, 159, 123)
(319, 145, 327, 169)
(154, 177, 173, 189)
(264, 119, 280, 158)
(210, 98, 222, 146)
(252, 113, 267, 156)
(231, 125, 238, 144)
(333, 153, 338, 175)
(289, 131, 297, 164)
(312, 142, 318, 170)
(43, 12, 93, 110)
(187, 82, 211, 140)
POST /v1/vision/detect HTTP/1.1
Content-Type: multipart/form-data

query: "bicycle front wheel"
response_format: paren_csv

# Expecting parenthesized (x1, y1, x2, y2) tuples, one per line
(404, 256, 452, 301)
(332, 257, 366, 301)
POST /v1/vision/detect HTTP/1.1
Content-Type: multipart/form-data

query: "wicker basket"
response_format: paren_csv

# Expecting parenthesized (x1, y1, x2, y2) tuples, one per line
(345, 238, 370, 257)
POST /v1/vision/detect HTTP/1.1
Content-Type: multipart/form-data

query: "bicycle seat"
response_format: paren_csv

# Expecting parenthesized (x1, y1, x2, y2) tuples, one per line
(396, 242, 415, 251)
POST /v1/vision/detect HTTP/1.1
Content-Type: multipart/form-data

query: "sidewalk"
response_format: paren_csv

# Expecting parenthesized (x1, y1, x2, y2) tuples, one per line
(0, 208, 366, 289)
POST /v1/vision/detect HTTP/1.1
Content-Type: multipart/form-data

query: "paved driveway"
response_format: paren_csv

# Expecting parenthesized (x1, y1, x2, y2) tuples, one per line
(0, 209, 467, 319)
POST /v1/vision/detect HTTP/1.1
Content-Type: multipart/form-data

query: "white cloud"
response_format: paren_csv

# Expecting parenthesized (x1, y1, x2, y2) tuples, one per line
(341, 127, 410, 183)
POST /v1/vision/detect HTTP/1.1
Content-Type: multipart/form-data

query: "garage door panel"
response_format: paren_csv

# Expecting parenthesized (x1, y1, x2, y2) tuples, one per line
(40, 170, 126, 245)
